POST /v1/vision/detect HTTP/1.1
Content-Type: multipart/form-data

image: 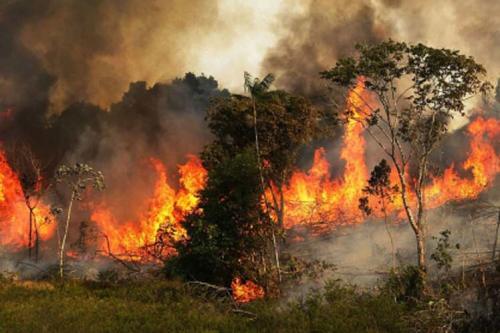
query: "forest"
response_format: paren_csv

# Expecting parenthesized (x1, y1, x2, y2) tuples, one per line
(1, 1, 500, 332)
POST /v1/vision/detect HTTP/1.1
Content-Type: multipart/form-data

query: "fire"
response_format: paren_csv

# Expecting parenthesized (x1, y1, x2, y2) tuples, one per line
(281, 80, 369, 229)
(0, 149, 54, 249)
(231, 277, 265, 303)
(175, 155, 207, 217)
(280, 81, 500, 231)
(92, 156, 207, 256)
(425, 116, 500, 208)
(0, 79, 497, 265)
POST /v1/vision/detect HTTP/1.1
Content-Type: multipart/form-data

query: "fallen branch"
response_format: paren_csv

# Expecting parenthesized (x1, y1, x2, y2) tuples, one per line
(100, 233, 141, 273)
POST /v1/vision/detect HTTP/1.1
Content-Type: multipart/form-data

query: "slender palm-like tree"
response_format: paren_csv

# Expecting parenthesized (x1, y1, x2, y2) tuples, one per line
(243, 72, 281, 282)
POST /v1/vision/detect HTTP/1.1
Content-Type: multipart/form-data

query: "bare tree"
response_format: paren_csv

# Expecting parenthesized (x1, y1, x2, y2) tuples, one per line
(55, 163, 104, 279)
(7, 142, 50, 261)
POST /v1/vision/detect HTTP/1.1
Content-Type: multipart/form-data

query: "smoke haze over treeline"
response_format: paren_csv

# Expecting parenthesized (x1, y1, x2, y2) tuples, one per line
(0, 0, 498, 272)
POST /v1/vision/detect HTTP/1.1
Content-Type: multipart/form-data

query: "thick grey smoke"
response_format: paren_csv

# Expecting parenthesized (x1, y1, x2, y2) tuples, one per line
(263, 0, 384, 99)
(0, 0, 220, 112)
(263, 0, 499, 96)
(287, 189, 500, 292)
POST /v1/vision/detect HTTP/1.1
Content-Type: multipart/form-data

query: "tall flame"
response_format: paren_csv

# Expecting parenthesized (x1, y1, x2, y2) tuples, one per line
(91, 155, 207, 255)
(282, 80, 369, 230)
(0, 149, 54, 250)
(0, 81, 497, 263)
(425, 116, 500, 208)
(281, 80, 500, 231)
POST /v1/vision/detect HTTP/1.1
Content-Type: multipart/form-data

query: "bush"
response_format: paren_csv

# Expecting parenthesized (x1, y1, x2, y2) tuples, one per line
(384, 265, 424, 303)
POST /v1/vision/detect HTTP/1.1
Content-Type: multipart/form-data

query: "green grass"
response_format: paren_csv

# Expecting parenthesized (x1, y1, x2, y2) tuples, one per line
(0, 279, 412, 333)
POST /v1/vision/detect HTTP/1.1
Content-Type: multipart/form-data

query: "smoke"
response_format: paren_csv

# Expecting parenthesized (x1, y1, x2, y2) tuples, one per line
(2, 0, 219, 112)
(373, 0, 500, 79)
(0, 0, 498, 276)
(63, 75, 229, 227)
(288, 192, 499, 289)
(263, 0, 499, 99)
(262, 0, 385, 99)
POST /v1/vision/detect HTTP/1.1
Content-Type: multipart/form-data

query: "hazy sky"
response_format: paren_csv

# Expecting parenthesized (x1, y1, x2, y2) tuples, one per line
(4, 0, 498, 111)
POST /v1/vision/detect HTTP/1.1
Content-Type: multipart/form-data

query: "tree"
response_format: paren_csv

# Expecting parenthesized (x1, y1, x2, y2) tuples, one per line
(169, 149, 274, 287)
(321, 40, 491, 277)
(7, 142, 49, 262)
(206, 74, 336, 281)
(359, 159, 399, 270)
(243, 72, 281, 280)
(55, 163, 104, 279)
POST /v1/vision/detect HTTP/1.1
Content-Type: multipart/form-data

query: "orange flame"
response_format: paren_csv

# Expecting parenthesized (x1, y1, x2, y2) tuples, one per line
(231, 277, 265, 303)
(1, 80, 497, 264)
(0, 149, 54, 250)
(91, 156, 207, 256)
(281, 79, 500, 231)
(281, 80, 369, 230)
(425, 116, 500, 208)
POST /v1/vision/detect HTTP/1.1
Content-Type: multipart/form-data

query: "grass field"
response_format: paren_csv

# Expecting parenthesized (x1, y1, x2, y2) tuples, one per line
(0, 279, 413, 333)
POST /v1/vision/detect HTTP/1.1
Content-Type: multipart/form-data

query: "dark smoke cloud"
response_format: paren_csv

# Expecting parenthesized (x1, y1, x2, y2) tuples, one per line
(262, 0, 386, 98)
(1, 0, 219, 113)
(0, 0, 228, 185)
(264, 0, 499, 96)
(60, 74, 229, 224)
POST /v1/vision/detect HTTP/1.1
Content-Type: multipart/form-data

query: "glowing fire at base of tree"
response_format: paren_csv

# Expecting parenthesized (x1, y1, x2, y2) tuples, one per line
(231, 277, 265, 303)
(0, 149, 54, 249)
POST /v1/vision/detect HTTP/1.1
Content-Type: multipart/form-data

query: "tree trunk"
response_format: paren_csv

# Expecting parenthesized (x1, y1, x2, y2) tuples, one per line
(492, 210, 500, 262)
(381, 200, 396, 271)
(34, 215, 39, 263)
(59, 191, 75, 280)
(393, 160, 427, 277)
(251, 97, 281, 282)
(416, 230, 426, 275)
(28, 208, 33, 259)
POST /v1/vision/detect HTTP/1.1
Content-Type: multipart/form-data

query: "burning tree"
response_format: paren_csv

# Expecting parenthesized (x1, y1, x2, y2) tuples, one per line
(170, 149, 274, 288)
(7, 143, 50, 261)
(321, 40, 492, 279)
(55, 163, 104, 279)
(203, 74, 336, 283)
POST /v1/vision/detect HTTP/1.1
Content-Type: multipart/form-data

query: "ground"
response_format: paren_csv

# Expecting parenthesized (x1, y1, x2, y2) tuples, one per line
(0, 279, 411, 333)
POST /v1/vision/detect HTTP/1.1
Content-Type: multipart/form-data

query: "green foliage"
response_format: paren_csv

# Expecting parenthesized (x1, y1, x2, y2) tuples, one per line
(359, 159, 398, 216)
(384, 265, 424, 303)
(322, 39, 491, 275)
(206, 88, 336, 189)
(168, 149, 273, 287)
(0, 280, 246, 333)
(283, 280, 409, 333)
(244, 72, 275, 97)
(321, 39, 491, 152)
(430, 230, 459, 272)
(0, 279, 414, 333)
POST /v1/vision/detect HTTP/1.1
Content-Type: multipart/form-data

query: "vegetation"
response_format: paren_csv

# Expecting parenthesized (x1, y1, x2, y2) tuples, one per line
(55, 164, 105, 279)
(169, 73, 337, 290)
(0, 277, 450, 333)
(7, 142, 48, 262)
(0, 40, 498, 333)
(167, 149, 275, 288)
(321, 40, 492, 277)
